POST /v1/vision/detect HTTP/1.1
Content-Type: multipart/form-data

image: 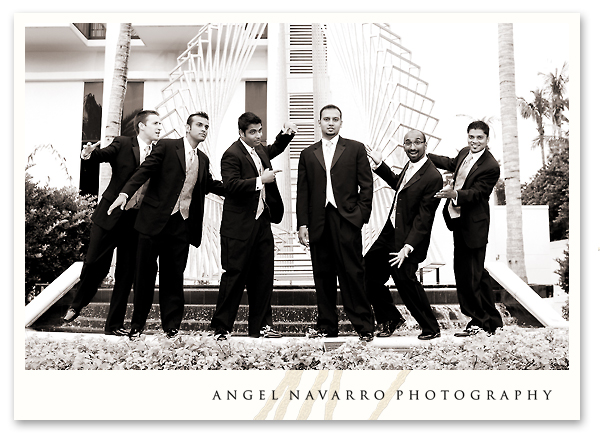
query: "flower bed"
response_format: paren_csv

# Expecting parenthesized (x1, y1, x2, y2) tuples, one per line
(25, 326, 568, 370)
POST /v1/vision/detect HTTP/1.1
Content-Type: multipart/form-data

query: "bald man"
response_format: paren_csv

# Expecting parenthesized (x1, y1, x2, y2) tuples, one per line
(366, 129, 442, 340)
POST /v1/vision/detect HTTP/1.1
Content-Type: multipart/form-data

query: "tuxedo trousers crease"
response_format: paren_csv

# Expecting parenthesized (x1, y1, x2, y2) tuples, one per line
(452, 228, 503, 332)
(310, 205, 374, 334)
(364, 222, 403, 325)
(211, 213, 274, 335)
(71, 209, 138, 331)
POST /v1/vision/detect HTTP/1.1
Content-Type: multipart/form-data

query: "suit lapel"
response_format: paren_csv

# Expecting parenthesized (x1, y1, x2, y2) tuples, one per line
(237, 140, 260, 176)
(195, 149, 205, 183)
(312, 141, 326, 170)
(176, 138, 186, 172)
(330, 137, 346, 169)
(132, 136, 141, 165)
(402, 161, 426, 191)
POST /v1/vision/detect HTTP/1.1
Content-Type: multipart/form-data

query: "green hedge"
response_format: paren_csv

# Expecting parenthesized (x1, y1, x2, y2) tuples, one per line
(25, 173, 96, 303)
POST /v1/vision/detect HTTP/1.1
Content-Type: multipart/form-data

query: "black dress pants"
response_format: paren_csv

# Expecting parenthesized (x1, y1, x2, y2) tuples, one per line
(309, 205, 374, 336)
(70, 208, 138, 331)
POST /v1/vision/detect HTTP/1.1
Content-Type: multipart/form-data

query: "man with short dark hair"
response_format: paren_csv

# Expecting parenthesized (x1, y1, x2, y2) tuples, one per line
(62, 110, 162, 336)
(367, 129, 442, 340)
(108, 111, 224, 338)
(210, 112, 297, 340)
(429, 120, 503, 336)
(297, 104, 375, 342)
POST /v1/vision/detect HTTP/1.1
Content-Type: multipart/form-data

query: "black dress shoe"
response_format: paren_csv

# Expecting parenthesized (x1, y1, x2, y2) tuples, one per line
(359, 332, 374, 342)
(214, 329, 230, 341)
(454, 327, 481, 337)
(104, 328, 129, 336)
(165, 328, 179, 338)
(377, 317, 406, 337)
(62, 307, 80, 323)
(129, 328, 143, 339)
(417, 332, 441, 341)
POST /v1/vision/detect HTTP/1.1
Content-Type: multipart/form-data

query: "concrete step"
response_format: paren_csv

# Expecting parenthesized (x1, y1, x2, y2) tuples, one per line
(32, 302, 473, 336)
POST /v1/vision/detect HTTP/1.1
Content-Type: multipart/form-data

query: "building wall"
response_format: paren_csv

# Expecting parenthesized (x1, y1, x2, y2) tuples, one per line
(24, 81, 85, 189)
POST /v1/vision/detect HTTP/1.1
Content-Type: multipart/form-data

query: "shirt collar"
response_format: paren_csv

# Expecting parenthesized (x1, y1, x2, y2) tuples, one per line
(240, 137, 255, 154)
(137, 136, 151, 150)
(183, 136, 196, 154)
(323, 135, 340, 147)
(408, 154, 428, 173)
(469, 149, 485, 163)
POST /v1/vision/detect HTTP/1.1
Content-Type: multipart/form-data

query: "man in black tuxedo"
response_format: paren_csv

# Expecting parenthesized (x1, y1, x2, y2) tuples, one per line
(62, 110, 162, 336)
(210, 112, 297, 340)
(108, 112, 224, 338)
(429, 120, 503, 336)
(366, 129, 442, 340)
(297, 104, 375, 341)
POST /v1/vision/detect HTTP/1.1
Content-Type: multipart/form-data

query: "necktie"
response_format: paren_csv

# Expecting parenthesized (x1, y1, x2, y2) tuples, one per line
(178, 149, 199, 219)
(250, 148, 266, 219)
(448, 154, 473, 218)
(125, 143, 152, 210)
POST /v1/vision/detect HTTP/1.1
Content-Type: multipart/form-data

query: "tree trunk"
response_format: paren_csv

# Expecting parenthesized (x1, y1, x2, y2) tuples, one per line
(99, 23, 132, 196)
(498, 23, 528, 282)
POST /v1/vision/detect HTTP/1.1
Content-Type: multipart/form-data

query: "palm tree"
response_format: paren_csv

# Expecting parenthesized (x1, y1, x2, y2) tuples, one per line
(498, 23, 528, 282)
(518, 88, 550, 168)
(541, 62, 569, 152)
(99, 23, 133, 195)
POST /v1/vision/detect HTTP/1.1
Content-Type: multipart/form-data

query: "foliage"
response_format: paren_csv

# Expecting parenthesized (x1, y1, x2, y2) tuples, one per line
(25, 326, 568, 370)
(25, 172, 96, 302)
(555, 245, 569, 294)
(521, 140, 569, 241)
(494, 178, 506, 205)
(562, 298, 569, 321)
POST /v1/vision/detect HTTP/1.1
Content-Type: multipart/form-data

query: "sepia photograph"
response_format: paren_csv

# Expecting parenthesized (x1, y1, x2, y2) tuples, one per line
(10, 1, 594, 433)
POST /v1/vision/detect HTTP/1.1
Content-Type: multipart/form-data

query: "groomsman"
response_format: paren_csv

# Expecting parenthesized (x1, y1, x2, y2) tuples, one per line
(296, 104, 375, 341)
(366, 129, 442, 340)
(429, 120, 503, 336)
(63, 110, 162, 336)
(108, 112, 224, 338)
(210, 112, 297, 340)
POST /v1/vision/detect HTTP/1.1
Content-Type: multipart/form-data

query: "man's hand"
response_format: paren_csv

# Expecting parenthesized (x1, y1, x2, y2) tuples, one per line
(107, 193, 128, 215)
(434, 183, 457, 199)
(298, 225, 310, 248)
(81, 140, 101, 158)
(261, 168, 282, 184)
(389, 246, 411, 268)
(283, 121, 298, 135)
(367, 148, 383, 166)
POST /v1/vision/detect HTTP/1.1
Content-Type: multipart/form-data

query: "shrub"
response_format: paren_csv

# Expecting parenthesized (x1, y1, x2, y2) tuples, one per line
(555, 246, 569, 294)
(24, 326, 569, 370)
(562, 297, 569, 321)
(25, 172, 96, 303)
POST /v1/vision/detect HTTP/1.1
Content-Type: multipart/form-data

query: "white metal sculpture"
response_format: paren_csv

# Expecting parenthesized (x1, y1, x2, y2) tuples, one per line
(324, 23, 444, 269)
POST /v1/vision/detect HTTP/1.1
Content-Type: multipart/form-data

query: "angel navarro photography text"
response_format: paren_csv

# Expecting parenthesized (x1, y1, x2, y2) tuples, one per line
(212, 389, 553, 402)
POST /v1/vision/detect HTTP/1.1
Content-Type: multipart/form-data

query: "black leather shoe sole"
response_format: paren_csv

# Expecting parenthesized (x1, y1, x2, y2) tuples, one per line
(104, 328, 129, 336)
(418, 332, 441, 341)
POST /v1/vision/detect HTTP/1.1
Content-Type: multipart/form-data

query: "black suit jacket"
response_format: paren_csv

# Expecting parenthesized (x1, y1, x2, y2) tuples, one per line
(428, 147, 500, 249)
(375, 158, 442, 263)
(296, 136, 373, 242)
(88, 136, 142, 231)
(120, 137, 224, 247)
(220, 131, 294, 241)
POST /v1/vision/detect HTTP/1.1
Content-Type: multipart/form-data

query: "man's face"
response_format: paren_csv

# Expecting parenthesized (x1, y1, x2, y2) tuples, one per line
(240, 123, 262, 148)
(468, 129, 489, 154)
(319, 108, 342, 139)
(403, 130, 427, 163)
(186, 116, 209, 145)
(139, 114, 162, 142)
